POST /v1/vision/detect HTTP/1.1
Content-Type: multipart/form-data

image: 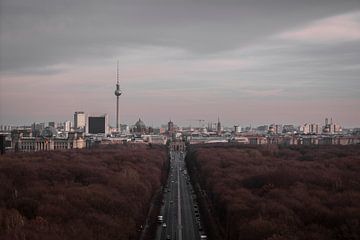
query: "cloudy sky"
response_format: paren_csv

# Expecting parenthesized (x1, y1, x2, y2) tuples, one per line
(1, 0, 359, 127)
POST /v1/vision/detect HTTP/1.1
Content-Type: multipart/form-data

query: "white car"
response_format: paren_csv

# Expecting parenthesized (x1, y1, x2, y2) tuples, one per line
(162, 223, 167, 228)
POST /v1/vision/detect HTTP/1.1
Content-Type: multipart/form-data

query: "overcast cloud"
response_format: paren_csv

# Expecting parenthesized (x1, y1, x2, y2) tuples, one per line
(0, 0, 359, 127)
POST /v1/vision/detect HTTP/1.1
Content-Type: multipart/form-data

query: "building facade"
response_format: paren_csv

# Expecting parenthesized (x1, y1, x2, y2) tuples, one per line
(74, 111, 86, 130)
(300, 123, 320, 134)
(64, 121, 72, 132)
(11, 132, 85, 152)
(87, 114, 109, 135)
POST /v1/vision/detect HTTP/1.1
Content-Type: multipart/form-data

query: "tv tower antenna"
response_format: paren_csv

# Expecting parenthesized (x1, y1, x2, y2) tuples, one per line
(114, 60, 122, 133)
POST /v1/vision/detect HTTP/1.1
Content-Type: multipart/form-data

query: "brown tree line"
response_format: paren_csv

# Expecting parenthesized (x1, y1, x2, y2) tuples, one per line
(0, 144, 168, 240)
(186, 144, 360, 240)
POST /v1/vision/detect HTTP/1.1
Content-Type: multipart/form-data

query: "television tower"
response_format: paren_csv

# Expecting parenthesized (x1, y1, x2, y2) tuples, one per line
(114, 61, 122, 132)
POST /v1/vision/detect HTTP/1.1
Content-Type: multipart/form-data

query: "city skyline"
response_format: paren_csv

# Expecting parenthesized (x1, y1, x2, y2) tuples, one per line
(1, 0, 360, 127)
(0, 113, 348, 131)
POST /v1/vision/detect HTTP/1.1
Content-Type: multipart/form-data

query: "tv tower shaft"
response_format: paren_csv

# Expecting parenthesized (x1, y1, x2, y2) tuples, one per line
(114, 61, 122, 132)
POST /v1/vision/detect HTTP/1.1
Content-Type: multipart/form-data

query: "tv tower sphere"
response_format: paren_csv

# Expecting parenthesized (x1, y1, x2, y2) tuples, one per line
(115, 88, 122, 96)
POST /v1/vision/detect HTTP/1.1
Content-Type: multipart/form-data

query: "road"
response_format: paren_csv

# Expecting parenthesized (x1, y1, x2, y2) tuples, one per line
(155, 150, 204, 240)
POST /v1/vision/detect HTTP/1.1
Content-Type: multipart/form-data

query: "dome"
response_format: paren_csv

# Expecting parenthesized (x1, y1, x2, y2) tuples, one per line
(134, 118, 147, 134)
(135, 118, 146, 129)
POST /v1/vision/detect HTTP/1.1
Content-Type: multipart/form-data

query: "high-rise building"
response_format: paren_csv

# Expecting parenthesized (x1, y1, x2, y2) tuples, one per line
(168, 120, 174, 133)
(274, 124, 283, 134)
(217, 117, 222, 135)
(87, 114, 109, 135)
(64, 121, 72, 132)
(300, 123, 320, 134)
(74, 111, 86, 130)
(323, 117, 342, 134)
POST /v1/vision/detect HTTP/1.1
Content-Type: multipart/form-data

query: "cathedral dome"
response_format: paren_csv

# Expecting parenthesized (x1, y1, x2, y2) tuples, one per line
(135, 118, 146, 129)
(134, 118, 147, 134)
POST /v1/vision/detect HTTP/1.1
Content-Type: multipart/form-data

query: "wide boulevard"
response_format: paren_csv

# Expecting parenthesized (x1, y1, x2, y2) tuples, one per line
(155, 150, 204, 240)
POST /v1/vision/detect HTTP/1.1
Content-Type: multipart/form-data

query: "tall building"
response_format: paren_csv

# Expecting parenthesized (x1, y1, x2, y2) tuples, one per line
(300, 123, 320, 134)
(168, 120, 174, 133)
(64, 121, 72, 132)
(234, 125, 240, 133)
(74, 111, 86, 130)
(114, 61, 122, 132)
(269, 124, 283, 134)
(87, 114, 109, 135)
(323, 117, 342, 134)
(48, 122, 57, 128)
(217, 117, 222, 135)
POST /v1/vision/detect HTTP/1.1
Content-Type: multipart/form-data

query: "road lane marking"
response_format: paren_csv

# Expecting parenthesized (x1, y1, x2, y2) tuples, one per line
(177, 156, 182, 240)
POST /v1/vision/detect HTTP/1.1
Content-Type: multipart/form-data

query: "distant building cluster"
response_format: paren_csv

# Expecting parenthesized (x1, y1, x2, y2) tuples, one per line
(0, 113, 170, 153)
(183, 117, 359, 145)
(1, 115, 360, 154)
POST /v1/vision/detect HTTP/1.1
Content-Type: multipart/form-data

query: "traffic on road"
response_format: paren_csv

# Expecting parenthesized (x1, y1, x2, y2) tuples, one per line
(155, 148, 207, 240)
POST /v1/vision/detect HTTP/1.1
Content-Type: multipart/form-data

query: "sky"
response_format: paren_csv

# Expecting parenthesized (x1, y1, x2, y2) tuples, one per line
(0, 0, 360, 127)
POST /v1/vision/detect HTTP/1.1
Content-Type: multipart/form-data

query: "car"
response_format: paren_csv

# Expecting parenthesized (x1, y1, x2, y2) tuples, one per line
(157, 215, 163, 223)
(162, 223, 167, 228)
(200, 234, 207, 239)
(166, 234, 171, 239)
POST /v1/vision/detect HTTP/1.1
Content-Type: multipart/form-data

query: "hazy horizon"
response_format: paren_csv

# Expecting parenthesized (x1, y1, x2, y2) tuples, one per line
(1, 0, 360, 127)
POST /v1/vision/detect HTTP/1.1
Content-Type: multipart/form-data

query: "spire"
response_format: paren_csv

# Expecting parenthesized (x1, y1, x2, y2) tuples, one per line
(116, 60, 119, 85)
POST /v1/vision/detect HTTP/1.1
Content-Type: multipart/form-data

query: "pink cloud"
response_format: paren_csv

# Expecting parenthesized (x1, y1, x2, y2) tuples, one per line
(277, 11, 360, 42)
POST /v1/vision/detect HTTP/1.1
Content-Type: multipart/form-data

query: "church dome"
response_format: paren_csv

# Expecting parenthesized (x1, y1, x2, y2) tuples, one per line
(134, 118, 147, 134)
(135, 118, 146, 129)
